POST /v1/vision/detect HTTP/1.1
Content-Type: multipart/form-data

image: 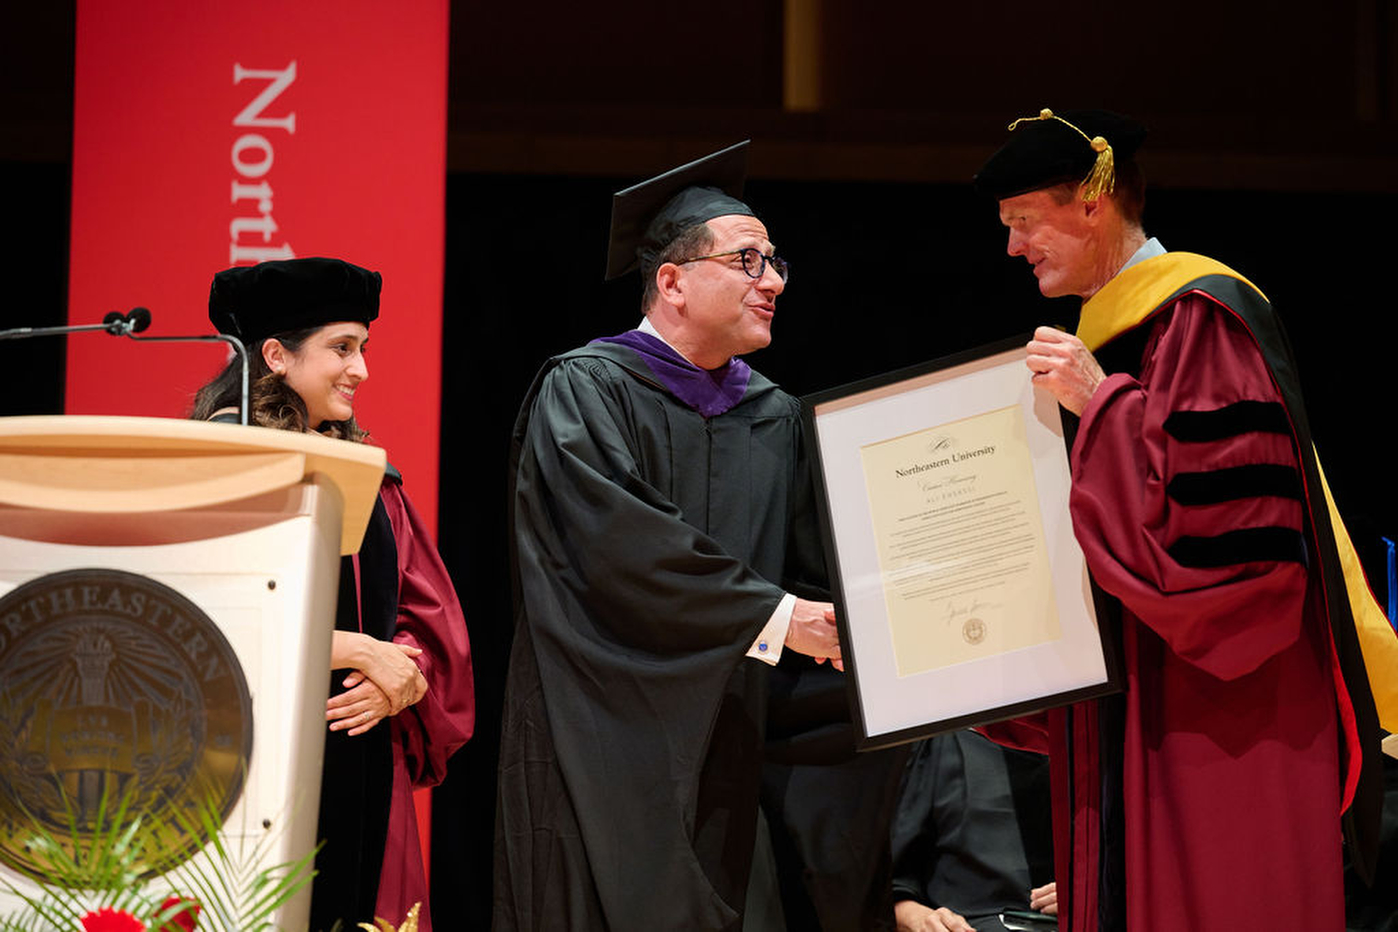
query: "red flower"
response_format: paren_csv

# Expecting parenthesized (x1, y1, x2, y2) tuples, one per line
(80, 908, 144, 932)
(157, 895, 201, 932)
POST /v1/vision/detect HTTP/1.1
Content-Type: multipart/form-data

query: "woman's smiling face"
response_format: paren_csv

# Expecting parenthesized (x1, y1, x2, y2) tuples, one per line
(272, 321, 369, 428)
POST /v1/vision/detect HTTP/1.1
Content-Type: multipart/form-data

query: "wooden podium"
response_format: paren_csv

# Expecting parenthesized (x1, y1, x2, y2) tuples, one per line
(0, 416, 386, 930)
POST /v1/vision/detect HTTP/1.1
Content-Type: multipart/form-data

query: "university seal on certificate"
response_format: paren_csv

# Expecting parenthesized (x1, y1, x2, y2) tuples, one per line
(962, 618, 986, 645)
(0, 568, 252, 880)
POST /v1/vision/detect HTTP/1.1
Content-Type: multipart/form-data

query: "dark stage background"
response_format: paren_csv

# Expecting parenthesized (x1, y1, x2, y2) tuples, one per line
(5, 2, 1398, 928)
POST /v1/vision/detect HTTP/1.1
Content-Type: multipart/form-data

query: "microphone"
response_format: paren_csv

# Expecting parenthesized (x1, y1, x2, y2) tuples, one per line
(1, 309, 146, 341)
(125, 307, 152, 333)
(0, 307, 250, 425)
(100, 307, 153, 336)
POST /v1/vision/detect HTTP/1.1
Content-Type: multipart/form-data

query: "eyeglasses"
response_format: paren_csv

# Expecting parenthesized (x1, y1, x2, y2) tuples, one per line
(677, 247, 789, 283)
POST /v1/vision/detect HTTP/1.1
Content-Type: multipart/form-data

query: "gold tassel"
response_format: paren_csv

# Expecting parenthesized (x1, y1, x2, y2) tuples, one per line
(1081, 135, 1116, 201)
(1006, 108, 1116, 201)
(1006, 107, 1057, 132)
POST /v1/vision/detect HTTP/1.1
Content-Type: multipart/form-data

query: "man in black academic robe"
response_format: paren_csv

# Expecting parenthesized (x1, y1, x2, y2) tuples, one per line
(494, 144, 902, 931)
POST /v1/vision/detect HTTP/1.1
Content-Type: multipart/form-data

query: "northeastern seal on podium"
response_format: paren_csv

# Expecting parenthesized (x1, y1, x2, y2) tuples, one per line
(0, 568, 253, 880)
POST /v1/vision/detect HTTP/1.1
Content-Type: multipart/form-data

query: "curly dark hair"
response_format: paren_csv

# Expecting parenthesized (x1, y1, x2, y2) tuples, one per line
(189, 326, 368, 442)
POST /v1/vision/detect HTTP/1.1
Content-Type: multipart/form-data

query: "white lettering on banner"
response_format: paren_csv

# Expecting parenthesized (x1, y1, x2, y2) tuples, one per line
(229, 61, 296, 264)
(229, 244, 297, 263)
(230, 213, 278, 239)
(231, 134, 274, 177)
(233, 62, 298, 133)
(231, 180, 273, 214)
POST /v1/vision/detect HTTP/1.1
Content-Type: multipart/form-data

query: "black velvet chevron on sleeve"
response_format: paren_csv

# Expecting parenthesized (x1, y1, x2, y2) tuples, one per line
(1167, 526, 1308, 568)
(1162, 400, 1292, 442)
(1166, 464, 1304, 506)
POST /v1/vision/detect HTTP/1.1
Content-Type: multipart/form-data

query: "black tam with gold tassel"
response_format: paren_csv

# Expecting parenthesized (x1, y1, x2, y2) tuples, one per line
(974, 107, 1146, 201)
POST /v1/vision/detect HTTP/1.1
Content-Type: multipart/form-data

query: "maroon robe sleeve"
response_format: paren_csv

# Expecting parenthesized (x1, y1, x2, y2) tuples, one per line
(977, 713, 1051, 755)
(381, 480, 475, 787)
(1070, 295, 1309, 680)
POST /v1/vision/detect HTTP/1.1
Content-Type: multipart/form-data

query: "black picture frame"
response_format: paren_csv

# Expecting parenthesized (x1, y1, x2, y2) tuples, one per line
(801, 335, 1122, 750)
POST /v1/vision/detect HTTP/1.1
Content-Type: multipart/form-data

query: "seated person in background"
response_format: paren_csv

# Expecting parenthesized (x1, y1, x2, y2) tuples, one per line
(891, 730, 1057, 932)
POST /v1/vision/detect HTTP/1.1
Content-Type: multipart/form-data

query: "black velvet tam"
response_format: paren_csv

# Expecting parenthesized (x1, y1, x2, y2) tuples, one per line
(974, 109, 1147, 200)
(604, 140, 753, 280)
(208, 256, 381, 344)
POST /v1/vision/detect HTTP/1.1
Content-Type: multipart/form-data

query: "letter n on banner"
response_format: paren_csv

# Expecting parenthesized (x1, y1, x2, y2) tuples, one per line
(68, 0, 447, 881)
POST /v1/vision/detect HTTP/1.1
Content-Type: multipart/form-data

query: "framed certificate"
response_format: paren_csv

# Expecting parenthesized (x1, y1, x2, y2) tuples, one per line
(802, 336, 1121, 749)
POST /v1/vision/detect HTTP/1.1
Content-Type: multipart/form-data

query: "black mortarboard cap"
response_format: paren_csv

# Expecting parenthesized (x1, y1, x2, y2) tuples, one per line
(604, 141, 754, 281)
(208, 257, 381, 344)
(974, 108, 1147, 200)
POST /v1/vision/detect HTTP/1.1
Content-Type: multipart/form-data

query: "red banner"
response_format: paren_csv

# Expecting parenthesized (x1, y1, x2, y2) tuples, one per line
(68, 0, 448, 534)
(68, 0, 449, 873)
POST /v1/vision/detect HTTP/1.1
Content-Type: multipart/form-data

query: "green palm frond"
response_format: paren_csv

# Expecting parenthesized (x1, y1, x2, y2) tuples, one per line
(1, 787, 153, 925)
(1, 776, 315, 932)
(160, 793, 317, 932)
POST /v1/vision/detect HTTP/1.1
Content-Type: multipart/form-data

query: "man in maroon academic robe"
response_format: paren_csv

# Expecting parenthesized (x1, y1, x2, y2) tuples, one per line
(973, 108, 1385, 931)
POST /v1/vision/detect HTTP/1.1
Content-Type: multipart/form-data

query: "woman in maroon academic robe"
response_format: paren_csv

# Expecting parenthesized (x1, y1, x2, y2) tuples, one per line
(193, 257, 475, 932)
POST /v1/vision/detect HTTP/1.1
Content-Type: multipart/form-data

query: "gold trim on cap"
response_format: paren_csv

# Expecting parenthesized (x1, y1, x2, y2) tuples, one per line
(1007, 107, 1117, 202)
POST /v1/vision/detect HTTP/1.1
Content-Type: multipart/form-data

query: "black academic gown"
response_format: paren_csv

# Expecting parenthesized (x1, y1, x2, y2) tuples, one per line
(310, 489, 398, 931)
(495, 342, 829, 932)
(890, 732, 1054, 929)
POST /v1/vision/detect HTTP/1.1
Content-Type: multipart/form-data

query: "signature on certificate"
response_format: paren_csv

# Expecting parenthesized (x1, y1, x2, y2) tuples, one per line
(941, 596, 1001, 626)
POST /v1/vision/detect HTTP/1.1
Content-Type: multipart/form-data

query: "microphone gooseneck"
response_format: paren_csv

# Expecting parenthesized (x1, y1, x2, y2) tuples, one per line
(0, 308, 251, 425)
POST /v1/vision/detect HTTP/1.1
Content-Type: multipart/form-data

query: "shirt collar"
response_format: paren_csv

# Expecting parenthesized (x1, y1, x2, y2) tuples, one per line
(1119, 236, 1166, 274)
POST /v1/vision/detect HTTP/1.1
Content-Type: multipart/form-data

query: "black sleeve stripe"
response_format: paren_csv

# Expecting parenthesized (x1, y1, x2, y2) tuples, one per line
(1167, 526, 1308, 568)
(1163, 400, 1292, 442)
(1166, 464, 1303, 506)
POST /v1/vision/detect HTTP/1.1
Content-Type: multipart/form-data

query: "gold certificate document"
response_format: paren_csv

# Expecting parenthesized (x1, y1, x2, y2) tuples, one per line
(859, 404, 1059, 675)
(803, 341, 1118, 748)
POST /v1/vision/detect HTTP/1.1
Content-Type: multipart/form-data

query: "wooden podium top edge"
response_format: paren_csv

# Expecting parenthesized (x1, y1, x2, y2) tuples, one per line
(0, 416, 386, 555)
(0, 416, 382, 461)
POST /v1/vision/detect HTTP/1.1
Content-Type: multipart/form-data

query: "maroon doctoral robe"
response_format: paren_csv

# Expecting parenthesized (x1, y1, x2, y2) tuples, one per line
(989, 254, 1382, 931)
(370, 481, 475, 930)
(313, 477, 475, 932)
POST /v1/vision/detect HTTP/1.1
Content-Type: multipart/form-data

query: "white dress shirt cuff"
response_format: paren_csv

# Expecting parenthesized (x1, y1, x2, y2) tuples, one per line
(747, 592, 795, 665)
